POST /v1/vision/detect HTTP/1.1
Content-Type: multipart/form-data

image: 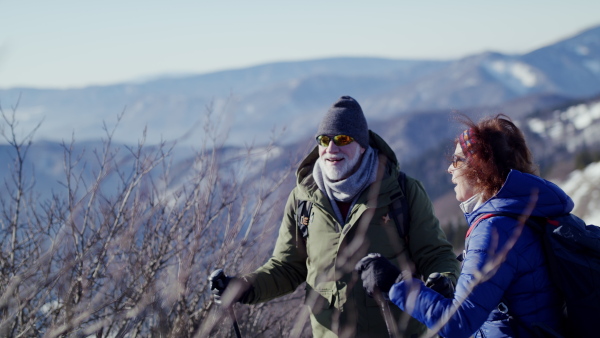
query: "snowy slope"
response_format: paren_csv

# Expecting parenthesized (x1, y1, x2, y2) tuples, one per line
(526, 99, 600, 152)
(556, 161, 600, 225)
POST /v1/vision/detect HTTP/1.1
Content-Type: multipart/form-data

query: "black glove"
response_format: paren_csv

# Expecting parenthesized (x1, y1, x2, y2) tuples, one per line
(425, 272, 455, 299)
(354, 253, 402, 298)
(209, 269, 253, 306)
(209, 269, 232, 304)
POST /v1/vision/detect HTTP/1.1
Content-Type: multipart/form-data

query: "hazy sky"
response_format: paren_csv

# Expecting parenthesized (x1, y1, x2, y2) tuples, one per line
(1, 0, 599, 89)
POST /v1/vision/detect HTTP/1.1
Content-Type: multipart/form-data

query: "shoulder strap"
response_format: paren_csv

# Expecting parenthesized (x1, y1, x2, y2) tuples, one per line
(464, 212, 551, 252)
(389, 171, 410, 242)
(464, 213, 498, 253)
(465, 213, 497, 239)
(296, 199, 312, 238)
(469, 212, 552, 236)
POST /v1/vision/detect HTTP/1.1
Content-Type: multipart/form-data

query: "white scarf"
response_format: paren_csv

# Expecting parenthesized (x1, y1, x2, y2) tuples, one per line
(313, 147, 379, 223)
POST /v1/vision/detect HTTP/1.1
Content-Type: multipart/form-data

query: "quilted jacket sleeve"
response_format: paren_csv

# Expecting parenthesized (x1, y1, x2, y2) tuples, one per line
(389, 216, 519, 338)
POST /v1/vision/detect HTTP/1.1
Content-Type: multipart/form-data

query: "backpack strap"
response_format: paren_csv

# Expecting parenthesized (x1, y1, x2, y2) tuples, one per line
(465, 213, 497, 239)
(462, 213, 497, 257)
(388, 171, 411, 242)
(388, 170, 417, 276)
(468, 212, 554, 236)
(296, 199, 312, 238)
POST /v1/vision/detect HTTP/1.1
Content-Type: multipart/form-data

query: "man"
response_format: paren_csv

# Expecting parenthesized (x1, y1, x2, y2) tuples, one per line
(210, 96, 460, 337)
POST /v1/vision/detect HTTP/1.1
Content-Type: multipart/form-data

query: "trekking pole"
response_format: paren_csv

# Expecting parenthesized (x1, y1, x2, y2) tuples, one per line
(209, 269, 243, 338)
(228, 306, 242, 338)
(375, 291, 399, 338)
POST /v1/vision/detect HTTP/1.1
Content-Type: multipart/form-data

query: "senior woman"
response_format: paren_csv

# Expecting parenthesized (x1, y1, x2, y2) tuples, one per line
(355, 114, 568, 337)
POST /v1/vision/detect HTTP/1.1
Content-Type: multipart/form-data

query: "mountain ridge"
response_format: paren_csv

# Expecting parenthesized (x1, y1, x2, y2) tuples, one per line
(2, 24, 600, 147)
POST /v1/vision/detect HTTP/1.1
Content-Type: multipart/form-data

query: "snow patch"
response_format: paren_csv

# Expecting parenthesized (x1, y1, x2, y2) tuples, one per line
(575, 45, 590, 56)
(509, 63, 537, 87)
(528, 102, 600, 141)
(584, 60, 600, 74)
(561, 102, 600, 130)
(527, 118, 545, 134)
(40, 300, 60, 315)
(556, 161, 600, 226)
(484, 60, 538, 93)
(548, 122, 565, 140)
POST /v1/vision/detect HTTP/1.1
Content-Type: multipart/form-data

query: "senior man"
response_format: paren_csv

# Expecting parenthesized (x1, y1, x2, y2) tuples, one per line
(210, 95, 459, 337)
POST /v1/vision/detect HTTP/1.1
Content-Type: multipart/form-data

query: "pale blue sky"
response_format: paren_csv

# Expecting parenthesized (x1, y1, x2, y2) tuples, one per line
(1, 0, 599, 89)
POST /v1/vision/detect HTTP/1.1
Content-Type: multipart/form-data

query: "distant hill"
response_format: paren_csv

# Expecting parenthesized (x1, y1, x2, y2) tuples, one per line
(3, 93, 599, 226)
(1, 24, 600, 235)
(1, 24, 600, 148)
(0, 58, 449, 146)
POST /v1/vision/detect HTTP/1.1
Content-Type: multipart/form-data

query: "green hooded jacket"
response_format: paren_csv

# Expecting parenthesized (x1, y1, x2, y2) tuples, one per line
(240, 131, 460, 337)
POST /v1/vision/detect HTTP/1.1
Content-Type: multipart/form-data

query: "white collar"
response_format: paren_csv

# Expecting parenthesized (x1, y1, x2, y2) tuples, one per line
(459, 193, 484, 214)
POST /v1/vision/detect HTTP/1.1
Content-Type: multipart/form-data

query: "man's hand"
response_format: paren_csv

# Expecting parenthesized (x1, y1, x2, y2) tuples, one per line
(354, 253, 403, 298)
(209, 269, 232, 304)
(425, 272, 454, 299)
(209, 269, 253, 306)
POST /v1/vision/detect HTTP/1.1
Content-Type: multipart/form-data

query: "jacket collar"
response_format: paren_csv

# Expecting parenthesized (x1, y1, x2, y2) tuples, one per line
(459, 193, 484, 214)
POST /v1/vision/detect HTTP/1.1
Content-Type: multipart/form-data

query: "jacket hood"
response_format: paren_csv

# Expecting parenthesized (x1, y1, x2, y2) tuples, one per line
(295, 130, 399, 200)
(466, 169, 574, 224)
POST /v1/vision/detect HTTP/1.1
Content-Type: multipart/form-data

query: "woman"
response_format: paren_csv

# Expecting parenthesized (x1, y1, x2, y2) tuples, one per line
(356, 114, 568, 337)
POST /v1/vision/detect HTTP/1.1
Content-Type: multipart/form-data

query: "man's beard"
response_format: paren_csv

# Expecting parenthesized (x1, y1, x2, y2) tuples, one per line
(322, 146, 362, 181)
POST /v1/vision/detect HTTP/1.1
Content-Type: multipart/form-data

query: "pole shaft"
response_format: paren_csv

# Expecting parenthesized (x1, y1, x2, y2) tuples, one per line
(229, 306, 242, 338)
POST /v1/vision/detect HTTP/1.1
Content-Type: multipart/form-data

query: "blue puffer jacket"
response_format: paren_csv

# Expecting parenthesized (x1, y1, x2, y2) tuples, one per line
(389, 170, 572, 337)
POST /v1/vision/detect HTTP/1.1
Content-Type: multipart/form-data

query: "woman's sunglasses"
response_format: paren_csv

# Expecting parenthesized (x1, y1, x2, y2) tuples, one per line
(316, 135, 355, 147)
(452, 155, 466, 168)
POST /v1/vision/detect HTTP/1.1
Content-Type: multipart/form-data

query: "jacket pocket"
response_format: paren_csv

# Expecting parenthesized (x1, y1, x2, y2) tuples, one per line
(304, 284, 335, 312)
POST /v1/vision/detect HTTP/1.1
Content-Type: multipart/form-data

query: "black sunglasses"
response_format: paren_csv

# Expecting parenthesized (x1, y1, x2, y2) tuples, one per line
(316, 135, 355, 147)
(452, 155, 466, 168)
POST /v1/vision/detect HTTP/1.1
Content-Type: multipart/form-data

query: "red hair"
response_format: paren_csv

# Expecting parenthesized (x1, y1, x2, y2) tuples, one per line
(455, 114, 537, 201)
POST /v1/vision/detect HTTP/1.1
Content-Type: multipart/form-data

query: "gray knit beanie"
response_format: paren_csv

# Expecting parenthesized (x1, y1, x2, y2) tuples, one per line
(316, 95, 369, 148)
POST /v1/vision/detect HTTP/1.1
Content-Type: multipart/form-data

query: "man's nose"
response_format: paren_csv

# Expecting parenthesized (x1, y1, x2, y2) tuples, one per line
(326, 141, 339, 153)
